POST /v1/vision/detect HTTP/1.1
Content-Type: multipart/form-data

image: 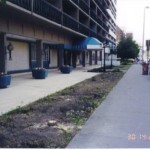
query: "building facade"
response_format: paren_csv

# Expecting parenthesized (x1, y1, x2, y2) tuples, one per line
(116, 25, 125, 44)
(0, 0, 117, 74)
(126, 32, 133, 39)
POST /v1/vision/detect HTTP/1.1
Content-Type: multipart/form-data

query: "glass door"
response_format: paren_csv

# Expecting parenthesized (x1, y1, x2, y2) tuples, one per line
(30, 43, 37, 69)
(43, 44, 50, 69)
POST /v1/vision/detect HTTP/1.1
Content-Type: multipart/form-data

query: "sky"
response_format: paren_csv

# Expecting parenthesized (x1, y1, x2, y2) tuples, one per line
(116, 0, 150, 48)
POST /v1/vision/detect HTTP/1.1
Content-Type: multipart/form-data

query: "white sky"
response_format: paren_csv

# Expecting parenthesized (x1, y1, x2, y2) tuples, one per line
(116, 0, 150, 48)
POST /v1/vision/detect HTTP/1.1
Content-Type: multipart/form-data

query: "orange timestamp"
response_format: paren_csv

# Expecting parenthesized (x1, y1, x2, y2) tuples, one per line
(128, 133, 150, 141)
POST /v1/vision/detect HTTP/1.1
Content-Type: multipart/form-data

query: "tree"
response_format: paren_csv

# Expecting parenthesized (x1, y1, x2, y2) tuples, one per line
(117, 36, 140, 60)
(0, 0, 6, 5)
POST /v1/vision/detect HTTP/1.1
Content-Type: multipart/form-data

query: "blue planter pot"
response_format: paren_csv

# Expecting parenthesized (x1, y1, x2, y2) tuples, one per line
(60, 66, 72, 74)
(32, 69, 48, 79)
(0, 75, 11, 88)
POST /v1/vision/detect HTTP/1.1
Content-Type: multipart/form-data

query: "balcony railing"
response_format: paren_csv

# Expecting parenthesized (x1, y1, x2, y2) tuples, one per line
(90, 30, 97, 38)
(7, 0, 62, 24)
(63, 13, 78, 31)
(71, 0, 78, 5)
(97, 17, 106, 29)
(33, 0, 62, 24)
(102, 23, 109, 31)
(79, 0, 89, 14)
(97, 17, 109, 32)
(94, 0, 102, 7)
(90, 10, 97, 21)
(97, 18, 102, 27)
(8, 0, 31, 11)
(79, 23, 89, 36)
(7, 0, 94, 36)
(97, 34, 104, 42)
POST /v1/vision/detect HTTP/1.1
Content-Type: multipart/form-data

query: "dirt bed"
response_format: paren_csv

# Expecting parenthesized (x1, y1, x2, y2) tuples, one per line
(0, 72, 124, 148)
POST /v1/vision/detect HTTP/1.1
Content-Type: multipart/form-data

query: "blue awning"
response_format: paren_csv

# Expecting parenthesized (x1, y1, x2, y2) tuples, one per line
(64, 37, 103, 51)
(64, 44, 72, 50)
(73, 37, 103, 50)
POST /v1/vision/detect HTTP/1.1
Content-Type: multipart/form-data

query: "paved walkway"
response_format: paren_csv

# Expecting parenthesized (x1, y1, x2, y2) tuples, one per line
(0, 65, 99, 115)
(67, 64, 150, 148)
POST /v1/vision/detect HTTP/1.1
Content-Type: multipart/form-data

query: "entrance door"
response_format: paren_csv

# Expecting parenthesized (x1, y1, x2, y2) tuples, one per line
(7, 41, 30, 72)
(30, 43, 37, 69)
(64, 50, 71, 66)
(30, 43, 50, 69)
(43, 44, 50, 69)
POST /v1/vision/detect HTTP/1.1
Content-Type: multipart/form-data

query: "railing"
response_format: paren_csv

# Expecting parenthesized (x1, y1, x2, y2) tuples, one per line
(8, 0, 62, 24)
(102, 23, 109, 31)
(97, 17, 102, 27)
(97, 34, 104, 42)
(90, 30, 97, 38)
(97, 12, 103, 22)
(100, 4, 107, 15)
(94, 0, 102, 7)
(97, 17, 109, 32)
(63, 13, 78, 31)
(7, 0, 31, 11)
(97, 32, 103, 38)
(71, 0, 78, 5)
(90, 10, 97, 21)
(79, 23, 89, 36)
(95, 0, 109, 20)
(33, 0, 62, 24)
(79, 0, 89, 14)
(7, 0, 95, 35)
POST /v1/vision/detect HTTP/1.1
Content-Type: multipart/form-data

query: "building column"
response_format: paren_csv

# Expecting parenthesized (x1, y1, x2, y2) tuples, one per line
(58, 49, 64, 68)
(64, 50, 67, 65)
(68, 51, 72, 66)
(99, 50, 102, 61)
(36, 40, 43, 68)
(100, 50, 103, 67)
(82, 51, 86, 67)
(89, 51, 92, 65)
(72, 52, 77, 68)
(95, 50, 98, 65)
(0, 33, 7, 73)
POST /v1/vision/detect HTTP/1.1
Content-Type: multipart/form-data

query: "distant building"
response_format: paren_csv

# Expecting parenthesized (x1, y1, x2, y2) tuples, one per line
(116, 26, 125, 44)
(126, 33, 133, 39)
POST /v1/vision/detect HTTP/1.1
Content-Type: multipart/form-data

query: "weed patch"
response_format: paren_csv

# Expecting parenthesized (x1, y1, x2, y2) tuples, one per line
(0, 72, 124, 148)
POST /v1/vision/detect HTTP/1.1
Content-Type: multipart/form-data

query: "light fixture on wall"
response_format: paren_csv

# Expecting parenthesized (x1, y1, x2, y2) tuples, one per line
(7, 42, 14, 61)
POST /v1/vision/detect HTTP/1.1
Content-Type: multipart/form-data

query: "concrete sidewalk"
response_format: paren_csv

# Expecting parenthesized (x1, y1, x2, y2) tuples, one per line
(67, 64, 150, 148)
(0, 66, 99, 115)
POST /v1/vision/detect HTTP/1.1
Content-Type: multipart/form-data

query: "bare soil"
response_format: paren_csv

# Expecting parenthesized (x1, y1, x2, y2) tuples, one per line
(0, 72, 124, 148)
